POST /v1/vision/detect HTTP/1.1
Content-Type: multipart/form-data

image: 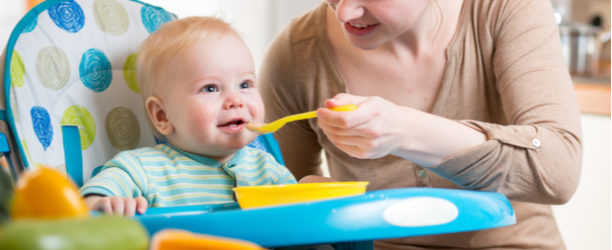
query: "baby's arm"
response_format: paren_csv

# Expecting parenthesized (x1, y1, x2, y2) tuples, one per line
(81, 150, 151, 216)
(84, 194, 148, 216)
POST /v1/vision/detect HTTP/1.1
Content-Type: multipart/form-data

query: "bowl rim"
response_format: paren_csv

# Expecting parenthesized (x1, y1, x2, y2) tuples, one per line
(233, 181, 369, 192)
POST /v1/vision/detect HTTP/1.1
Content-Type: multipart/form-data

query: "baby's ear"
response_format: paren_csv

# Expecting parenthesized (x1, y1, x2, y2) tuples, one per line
(145, 96, 173, 136)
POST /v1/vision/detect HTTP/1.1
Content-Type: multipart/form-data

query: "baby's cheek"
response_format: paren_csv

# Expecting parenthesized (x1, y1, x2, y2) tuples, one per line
(250, 102, 266, 122)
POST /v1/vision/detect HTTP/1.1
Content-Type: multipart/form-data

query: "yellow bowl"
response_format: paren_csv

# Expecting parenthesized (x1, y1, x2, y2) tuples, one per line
(233, 182, 369, 209)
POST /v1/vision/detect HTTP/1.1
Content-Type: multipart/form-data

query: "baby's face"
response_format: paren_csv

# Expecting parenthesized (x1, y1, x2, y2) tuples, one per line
(161, 33, 263, 159)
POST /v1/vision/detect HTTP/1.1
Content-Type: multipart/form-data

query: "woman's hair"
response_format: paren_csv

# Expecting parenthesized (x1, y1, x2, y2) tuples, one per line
(136, 16, 237, 99)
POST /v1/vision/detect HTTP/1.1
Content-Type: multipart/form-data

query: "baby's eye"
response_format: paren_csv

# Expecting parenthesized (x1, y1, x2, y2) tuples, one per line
(239, 81, 252, 89)
(202, 84, 219, 93)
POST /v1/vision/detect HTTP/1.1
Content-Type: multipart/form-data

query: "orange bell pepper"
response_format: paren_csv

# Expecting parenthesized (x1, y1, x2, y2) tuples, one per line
(151, 229, 265, 250)
(11, 167, 89, 219)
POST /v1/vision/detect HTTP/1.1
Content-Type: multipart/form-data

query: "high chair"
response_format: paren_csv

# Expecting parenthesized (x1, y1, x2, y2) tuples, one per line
(1, 0, 515, 249)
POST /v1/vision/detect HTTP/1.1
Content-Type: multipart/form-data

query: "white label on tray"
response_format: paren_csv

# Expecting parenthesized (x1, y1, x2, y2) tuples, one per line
(382, 197, 458, 227)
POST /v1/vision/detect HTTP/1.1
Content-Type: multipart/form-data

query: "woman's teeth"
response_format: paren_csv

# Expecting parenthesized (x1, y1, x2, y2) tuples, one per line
(350, 23, 370, 28)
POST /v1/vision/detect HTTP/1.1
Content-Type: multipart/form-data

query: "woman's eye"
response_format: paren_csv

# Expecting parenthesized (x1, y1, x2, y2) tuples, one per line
(239, 81, 251, 89)
(202, 84, 219, 92)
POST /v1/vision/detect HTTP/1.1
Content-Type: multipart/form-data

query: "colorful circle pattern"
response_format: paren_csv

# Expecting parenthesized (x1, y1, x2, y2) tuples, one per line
(48, 0, 85, 33)
(105, 107, 140, 150)
(123, 53, 139, 93)
(61, 105, 96, 150)
(36, 46, 70, 90)
(93, 0, 129, 36)
(10, 50, 25, 88)
(30, 106, 53, 150)
(141, 5, 173, 33)
(79, 48, 112, 92)
(11, 0, 178, 171)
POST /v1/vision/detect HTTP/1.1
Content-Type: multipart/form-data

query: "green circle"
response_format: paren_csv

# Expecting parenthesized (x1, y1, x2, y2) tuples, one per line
(36, 46, 70, 90)
(105, 107, 140, 150)
(10, 50, 25, 87)
(61, 105, 96, 150)
(123, 53, 139, 93)
(93, 0, 129, 36)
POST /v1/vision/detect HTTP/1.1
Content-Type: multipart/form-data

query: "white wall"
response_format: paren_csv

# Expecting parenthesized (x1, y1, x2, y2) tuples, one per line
(553, 114, 611, 250)
(145, 0, 320, 72)
(0, 1, 26, 52)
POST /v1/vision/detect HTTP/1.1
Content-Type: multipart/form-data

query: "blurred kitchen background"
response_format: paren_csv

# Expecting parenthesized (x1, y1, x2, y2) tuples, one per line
(1, 1, 610, 249)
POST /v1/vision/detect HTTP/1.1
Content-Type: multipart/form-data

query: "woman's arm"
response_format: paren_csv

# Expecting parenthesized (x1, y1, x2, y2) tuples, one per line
(317, 0, 582, 204)
(433, 0, 582, 204)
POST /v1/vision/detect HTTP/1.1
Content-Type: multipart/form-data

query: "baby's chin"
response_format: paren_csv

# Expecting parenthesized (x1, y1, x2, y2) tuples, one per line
(225, 135, 257, 151)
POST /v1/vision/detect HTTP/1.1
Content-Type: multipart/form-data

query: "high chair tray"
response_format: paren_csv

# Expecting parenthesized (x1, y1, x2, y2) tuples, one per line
(134, 187, 515, 247)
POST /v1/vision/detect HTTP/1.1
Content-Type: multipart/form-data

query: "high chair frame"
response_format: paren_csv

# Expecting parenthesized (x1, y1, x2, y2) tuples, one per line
(1, 0, 515, 249)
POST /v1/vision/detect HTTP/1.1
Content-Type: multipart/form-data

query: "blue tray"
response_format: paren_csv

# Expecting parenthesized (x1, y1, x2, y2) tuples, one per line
(134, 187, 515, 247)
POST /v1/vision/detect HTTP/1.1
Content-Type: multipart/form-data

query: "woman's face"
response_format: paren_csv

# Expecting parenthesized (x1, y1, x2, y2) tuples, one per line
(325, 0, 429, 49)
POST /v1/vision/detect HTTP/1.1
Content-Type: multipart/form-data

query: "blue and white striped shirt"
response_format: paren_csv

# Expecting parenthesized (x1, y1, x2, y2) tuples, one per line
(80, 144, 297, 207)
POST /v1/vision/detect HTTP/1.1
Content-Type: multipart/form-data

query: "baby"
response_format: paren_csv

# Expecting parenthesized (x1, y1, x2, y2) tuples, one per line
(80, 16, 297, 216)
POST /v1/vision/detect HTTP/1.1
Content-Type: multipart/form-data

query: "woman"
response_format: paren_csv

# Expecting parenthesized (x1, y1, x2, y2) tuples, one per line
(259, 0, 582, 248)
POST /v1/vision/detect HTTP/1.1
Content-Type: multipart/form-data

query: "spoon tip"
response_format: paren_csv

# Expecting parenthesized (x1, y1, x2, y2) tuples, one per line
(246, 123, 269, 134)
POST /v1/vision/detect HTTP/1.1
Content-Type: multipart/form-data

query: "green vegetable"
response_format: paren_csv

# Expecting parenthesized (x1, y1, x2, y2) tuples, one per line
(0, 216, 149, 250)
(0, 168, 12, 224)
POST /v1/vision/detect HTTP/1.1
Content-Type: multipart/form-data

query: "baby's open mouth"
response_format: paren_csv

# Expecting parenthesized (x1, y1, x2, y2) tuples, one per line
(219, 119, 246, 128)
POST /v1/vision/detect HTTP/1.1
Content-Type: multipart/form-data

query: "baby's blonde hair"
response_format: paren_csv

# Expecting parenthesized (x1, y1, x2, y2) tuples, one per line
(136, 16, 238, 139)
(136, 16, 237, 100)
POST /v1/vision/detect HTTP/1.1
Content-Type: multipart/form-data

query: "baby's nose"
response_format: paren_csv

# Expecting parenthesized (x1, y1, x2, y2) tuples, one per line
(223, 93, 244, 109)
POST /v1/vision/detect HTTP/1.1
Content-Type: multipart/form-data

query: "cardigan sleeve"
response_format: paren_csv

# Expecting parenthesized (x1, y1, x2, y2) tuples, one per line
(430, 0, 582, 204)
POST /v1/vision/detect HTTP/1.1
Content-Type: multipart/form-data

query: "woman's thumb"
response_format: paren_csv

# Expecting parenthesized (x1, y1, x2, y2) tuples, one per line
(325, 93, 361, 108)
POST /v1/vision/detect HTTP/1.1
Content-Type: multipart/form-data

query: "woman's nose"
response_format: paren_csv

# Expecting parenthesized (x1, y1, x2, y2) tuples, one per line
(334, 0, 365, 23)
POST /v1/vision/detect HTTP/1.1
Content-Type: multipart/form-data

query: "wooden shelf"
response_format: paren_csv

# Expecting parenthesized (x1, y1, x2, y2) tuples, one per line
(573, 78, 611, 115)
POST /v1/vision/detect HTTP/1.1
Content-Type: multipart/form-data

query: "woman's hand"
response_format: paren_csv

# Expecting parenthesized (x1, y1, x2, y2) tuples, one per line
(84, 195, 148, 216)
(317, 93, 487, 166)
(316, 93, 406, 159)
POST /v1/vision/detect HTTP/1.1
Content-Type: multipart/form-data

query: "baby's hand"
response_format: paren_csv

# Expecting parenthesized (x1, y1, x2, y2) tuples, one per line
(84, 195, 148, 216)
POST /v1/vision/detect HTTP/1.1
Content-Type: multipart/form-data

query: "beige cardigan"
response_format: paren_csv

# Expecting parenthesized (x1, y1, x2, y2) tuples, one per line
(259, 0, 582, 248)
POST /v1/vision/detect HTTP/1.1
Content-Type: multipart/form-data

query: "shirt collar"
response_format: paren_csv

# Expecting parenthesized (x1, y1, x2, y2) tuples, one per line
(164, 143, 245, 166)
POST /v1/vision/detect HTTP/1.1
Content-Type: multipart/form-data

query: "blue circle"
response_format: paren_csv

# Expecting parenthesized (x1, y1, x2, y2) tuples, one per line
(141, 5, 173, 33)
(48, 0, 85, 33)
(23, 15, 38, 33)
(31, 106, 53, 150)
(79, 48, 112, 92)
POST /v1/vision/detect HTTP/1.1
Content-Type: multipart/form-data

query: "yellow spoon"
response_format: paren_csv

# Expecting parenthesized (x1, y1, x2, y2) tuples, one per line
(246, 104, 358, 134)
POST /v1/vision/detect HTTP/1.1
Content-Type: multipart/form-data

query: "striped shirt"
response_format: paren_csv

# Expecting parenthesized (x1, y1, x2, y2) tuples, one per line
(80, 144, 297, 207)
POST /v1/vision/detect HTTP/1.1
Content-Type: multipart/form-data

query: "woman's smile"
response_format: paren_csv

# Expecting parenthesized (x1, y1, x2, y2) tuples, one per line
(344, 22, 379, 37)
